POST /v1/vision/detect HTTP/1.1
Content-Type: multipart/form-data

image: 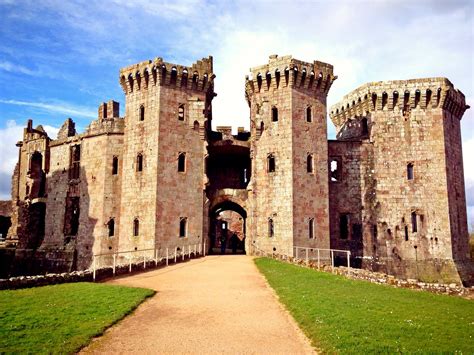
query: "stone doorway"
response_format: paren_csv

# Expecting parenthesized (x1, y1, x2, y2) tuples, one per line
(209, 201, 247, 255)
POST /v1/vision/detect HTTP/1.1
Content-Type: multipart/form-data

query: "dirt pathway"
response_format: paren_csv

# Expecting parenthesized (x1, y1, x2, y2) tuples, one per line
(82, 255, 315, 354)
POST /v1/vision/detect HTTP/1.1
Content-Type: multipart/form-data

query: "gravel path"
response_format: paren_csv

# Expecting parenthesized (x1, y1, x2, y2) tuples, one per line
(82, 255, 315, 354)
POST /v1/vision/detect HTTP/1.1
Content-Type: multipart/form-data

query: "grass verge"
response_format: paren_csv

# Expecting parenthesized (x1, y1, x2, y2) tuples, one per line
(0, 282, 154, 353)
(255, 257, 474, 353)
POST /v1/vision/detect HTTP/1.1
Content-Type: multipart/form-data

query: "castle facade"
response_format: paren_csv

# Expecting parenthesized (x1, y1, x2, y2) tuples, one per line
(4, 55, 472, 284)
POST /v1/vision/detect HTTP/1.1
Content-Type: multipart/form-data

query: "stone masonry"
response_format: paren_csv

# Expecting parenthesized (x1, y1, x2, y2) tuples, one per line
(3, 55, 472, 285)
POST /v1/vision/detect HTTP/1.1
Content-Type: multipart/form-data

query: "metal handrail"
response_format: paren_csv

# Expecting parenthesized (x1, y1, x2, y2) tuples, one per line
(91, 242, 207, 281)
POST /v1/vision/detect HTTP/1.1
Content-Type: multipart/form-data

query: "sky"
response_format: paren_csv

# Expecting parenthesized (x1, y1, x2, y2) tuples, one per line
(0, 0, 473, 228)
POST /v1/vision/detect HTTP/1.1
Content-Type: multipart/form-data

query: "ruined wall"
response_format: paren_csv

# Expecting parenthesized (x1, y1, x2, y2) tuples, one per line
(330, 78, 470, 283)
(247, 55, 335, 254)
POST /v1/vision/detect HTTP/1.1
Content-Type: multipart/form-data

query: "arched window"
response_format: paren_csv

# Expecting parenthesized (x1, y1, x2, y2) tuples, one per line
(306, 106, 312, 122)
(179, 217, 187, 238)
(268, 218, 274, 237)
(267, 154, 275, 173)
(393, 91, 399, 108)
(108, 218, 115, 237)
(133, 218, 139, 236)
(361, 118, 368, 135)
(407, 163, 414, 180)
(266, 71, 271, 90)
(306, 154, 313, 173)
(300, 68, 306, 87)
(309, 218, 314, 239)
(193, 120, 199, 131)
(178, 104, 185, 121)
(170, 67, 177, 85)
(415, 90, 421, 108)
(178, 152, 186, 172)
(181, 68, 188, 87)
(192, 72, 199, 89)
(139, 105, 145, 121)
(112, 156, 118, 175)
(136, 154, 143, 172)
(436, 88, 442, 107)
(411, 211, 417, 233)
(284, 67, 290, 86)
(272, 107, 278, 122)
(426, 89, 432, 108)
(257, 73, 262, 91)
(382, 92, 388, 109)
(275, 69, 280, 88)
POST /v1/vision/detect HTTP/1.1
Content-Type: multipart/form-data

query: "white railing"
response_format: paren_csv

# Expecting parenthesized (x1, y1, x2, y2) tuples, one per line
(91, 242, 206, 281)
(293, 246, 351, 273)
(250, 242, 351, 274)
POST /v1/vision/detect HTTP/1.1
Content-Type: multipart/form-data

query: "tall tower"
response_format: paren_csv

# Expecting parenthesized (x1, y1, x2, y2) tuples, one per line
(246, 55, 336, 255)
(118, 57, 214, 253)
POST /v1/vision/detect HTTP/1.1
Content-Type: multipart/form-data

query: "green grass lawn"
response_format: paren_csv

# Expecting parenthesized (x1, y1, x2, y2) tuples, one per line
(0, 282, 154, 354)
(255, 258, 474, 354)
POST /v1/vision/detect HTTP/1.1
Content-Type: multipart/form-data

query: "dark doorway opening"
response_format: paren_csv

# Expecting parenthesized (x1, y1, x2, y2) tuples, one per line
(209, 201, 247, 255)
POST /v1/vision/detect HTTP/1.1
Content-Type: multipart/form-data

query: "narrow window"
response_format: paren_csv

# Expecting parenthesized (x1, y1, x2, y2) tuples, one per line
(339, 214, 349, 239)
(300, 68, 306, 87)
(133, 218, 139, 236)
(426, 89, 432, 108)
(372, 224, 378, 239)
(70, 145, 81, 179)
(403, 91, 410, 113)
(330, 158, 341, 182)
(136, 154, 143, 172)
(415, 90, 421, 108)
(267, 154, 275, 173)
(309, 218, 314, 239)
(411, 211, 417, 233)
(382, 92, 388, 109)
(275, 69, 280, 88)
(112, 156, 118, 175)
(64, 197, 80, 236)
(284, 67, 289, 86)
(361, 118, 368, 135)
(306, 154, 313, 173)
(192, 72, 199, 90)
(257, 73, 262, 91)
(393, 91, 399, 108)
(272, 107, 278, 122)
(139, 105, 145, 121)
(266, 71, 271, 90)
(178, 104, 185, 121)
(179, 217, 187, 237)
(306, 106, 312, 122)
(193, 120, 199, 130)
(181, 68, 188, 87)
(404, 225, 409, 241)
(170, 67, 177, 85)
(407, 163, 414, 180)
(108, 218, 115, 237)
(268, 218, 274, 238)
(178, 152, 186, 172)
(436, 88, 442, 106)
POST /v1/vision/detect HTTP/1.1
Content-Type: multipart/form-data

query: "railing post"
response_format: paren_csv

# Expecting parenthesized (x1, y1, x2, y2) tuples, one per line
(154, 248, 158, 266)
(113, 254, 116, 276)
(143, 251, 146, 269)
(166, 247, 169, 266)
(305, 248, 309, 265)
(188, 245, 191, 259)
(194, 244, 196, 256)
(182, 247, 185, 261)
(204, 241, 206, 256)
(347, 251, 351, 274)
(317, 249, 320, 270)
(93, 256, 96, 281)
(175, 247, 177, 263)
(331, 250, 334, 273)
(129, 252, 132, 273)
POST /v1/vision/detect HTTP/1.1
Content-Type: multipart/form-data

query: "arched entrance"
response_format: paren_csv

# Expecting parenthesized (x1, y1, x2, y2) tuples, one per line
(209, 200, 247, 255)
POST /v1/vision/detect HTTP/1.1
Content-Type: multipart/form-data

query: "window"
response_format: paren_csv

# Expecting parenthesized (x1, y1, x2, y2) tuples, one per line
(339, 214, 349, 239)
(136, 154, 143, 172)
(178, 104, 185, 121)
(307, 154, 313, 173)
(411, 211, 417, 233)
(178, 152, 186, 172)
(272, 107, 278, 122)
(415, 90, 421, 108)
(306, 106, 312, 122)
(372, 224, 378, 239)
(268, 218, 274, 238)
(133, 218, 139, 236)
(170, 67, 177, 85)
(179, 217, 187, 237)
(112, 156, 118, 175)
(139, 105, 145, 121)
(108, 218, 115, 237)
(382, 92, 388, 109)
(404, 225, 409, 241)
(267, 154, 275, 173)
(70, 145, 81, 179)
(309, 218, 314, 239)
(275, 69, 280, 88)
(361, 118, 368, 135)
(407, 163, 414, 180)
(64, 197, 80, 236)
(330, 158, 341, 182)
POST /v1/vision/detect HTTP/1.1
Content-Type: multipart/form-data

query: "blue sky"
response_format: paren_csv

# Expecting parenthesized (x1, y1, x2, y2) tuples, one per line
(0, 0, 473, 228)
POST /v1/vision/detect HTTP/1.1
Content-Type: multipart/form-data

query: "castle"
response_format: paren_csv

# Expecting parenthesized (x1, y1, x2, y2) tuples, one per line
(2, 54, 472, 285)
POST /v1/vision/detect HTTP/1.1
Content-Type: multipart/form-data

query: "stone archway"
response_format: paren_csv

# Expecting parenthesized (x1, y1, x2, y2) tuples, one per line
(209, 199, 247, 255)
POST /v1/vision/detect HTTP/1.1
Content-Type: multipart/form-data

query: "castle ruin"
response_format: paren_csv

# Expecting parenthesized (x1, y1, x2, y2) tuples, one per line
(2, 54, 472, 285)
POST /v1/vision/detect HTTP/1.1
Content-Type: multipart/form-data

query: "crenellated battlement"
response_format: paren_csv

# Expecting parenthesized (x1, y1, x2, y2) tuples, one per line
(245, 54, 336, 103)
(329, 78, 469, 130)
(119, 56, 214, 94)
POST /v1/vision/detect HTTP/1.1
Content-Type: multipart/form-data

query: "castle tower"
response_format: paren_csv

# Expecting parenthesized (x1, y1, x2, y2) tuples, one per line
(118, 56, 214, 253)
(329, 78, 472, 284)
(246, 55, 336, 255)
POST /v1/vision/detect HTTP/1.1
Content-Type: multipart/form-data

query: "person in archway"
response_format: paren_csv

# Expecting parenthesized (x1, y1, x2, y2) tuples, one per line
(231, 233, 238, 254)
(220, 232, 227, 254)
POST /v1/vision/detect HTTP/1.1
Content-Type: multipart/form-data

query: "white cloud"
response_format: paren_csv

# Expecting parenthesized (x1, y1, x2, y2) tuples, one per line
(0, 61, 37, 76)
(0, 99, 95, 119)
